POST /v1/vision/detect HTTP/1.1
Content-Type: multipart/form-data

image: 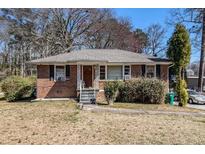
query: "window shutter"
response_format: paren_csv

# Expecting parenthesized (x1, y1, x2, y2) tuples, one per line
(100, 66, 106, 80)
(49, 65, 54, 80)
(66, 65, 70, 79)
(156, 65, 161, 78)
(141, 65, 146, 77)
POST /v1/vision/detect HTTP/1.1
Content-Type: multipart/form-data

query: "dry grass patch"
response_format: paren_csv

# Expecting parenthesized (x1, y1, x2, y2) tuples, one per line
(98, 102, 204, 113)
(0, 100, 205, 144)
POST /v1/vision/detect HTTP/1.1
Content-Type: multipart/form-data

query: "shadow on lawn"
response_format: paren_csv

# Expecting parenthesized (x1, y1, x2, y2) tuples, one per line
(0, 97, 35, 103)
(97, 101, 161, 106)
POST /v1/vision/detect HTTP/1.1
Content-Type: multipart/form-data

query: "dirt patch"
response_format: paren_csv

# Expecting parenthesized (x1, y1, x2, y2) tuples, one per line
(0, 100, 205, 144)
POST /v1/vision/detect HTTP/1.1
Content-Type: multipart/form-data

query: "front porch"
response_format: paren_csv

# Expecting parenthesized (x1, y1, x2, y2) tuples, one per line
(77, 64, 100, 90)
(76, 64, 100, 104)
(76, 63, 158, 104)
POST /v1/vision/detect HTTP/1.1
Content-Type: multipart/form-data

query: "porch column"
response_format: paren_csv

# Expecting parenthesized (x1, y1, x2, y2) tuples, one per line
(77, 64, 81, 89)
(94, 64, 100, 89)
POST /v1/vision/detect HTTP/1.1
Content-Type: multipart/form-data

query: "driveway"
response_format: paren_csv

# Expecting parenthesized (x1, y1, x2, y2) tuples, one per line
(187, 103, 205, 110)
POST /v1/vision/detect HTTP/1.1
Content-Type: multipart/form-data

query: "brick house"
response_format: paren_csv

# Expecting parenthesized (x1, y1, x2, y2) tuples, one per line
(30, 49, 171, 103)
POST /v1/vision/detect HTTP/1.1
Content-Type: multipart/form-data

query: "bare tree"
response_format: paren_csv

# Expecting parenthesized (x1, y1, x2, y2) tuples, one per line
(84, 12, 135, 51)
(45, 9, 108, 53)
(0, 8, 109, 76)
(146, 24, 166, 56)
(132, 28, 148, 53)
(1, 8, 165, 77)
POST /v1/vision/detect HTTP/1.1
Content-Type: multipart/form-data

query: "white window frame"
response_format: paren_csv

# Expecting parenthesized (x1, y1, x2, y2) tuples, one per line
(146, 65, 156, 78)
(123, 65, 131, 80)
(107, 65, 123, 80)
(99, 65, 107, 80)
(99, 64, 132, 81)
(54, 65, 66, 81)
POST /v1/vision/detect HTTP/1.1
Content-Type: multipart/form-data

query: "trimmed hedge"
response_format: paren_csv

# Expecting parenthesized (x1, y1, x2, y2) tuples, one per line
(0, 76, 36, 102)
(104, 78, 167, 104)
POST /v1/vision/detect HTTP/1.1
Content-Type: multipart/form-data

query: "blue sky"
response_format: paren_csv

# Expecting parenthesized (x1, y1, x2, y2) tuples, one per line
(114, 8, 171, 30)
(114, 8, 199, 62)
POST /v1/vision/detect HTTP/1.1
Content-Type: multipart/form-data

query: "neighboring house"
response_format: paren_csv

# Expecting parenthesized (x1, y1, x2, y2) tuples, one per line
(186, 69, 195, 76)
(186, 69, 205, 91)
(30, 49, 171, 103)
(187, 76, 205, 91)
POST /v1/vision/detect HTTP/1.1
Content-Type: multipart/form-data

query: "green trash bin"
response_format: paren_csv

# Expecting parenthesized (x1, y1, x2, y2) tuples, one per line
(169, 93, 174, 106)
(165, 92, 174, 105)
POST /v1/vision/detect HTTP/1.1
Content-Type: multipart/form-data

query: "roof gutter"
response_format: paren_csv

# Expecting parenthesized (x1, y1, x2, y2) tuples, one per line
(168, 63, 174, 69)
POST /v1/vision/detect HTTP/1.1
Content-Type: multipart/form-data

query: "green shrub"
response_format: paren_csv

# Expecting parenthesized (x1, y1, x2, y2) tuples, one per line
(176, 79, 188, 106)
(118, 78, 167, 104)
(104, 81, 123, 104)
(164, 93, 170, 104)
(0, 76, 36, 102)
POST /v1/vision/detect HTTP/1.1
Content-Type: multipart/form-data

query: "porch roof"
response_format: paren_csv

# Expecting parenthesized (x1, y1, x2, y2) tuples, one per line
(29, 49, 171, 64)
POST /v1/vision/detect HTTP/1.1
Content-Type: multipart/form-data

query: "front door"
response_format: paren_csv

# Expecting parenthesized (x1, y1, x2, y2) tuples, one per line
(83, 65, 93, 88)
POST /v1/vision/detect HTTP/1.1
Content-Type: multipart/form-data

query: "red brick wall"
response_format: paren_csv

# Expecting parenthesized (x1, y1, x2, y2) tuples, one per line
(131, 65, 142, 78)
(160, 65, 169, 82)
(96, 81, 106, 102)
(37, 65, 77, 98)
(96, 64, 170, 102)
(160, 65, 169, 93)
(36, 64, 169, 100)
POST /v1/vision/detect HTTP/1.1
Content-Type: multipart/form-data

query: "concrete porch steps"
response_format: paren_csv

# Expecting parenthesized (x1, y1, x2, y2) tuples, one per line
(80, 89, 96, 104)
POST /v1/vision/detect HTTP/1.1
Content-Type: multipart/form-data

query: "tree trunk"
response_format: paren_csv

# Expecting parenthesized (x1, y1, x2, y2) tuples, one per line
(182, 67, 185, 80)
(178, 67, 182, 106)
(198, 8, 205, 92)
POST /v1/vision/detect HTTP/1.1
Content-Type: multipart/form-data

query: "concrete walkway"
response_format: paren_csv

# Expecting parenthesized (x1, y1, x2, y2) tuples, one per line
(187, 104, 205, 111)
(83, 104, 205, 117)
(175, 101, 205, 111)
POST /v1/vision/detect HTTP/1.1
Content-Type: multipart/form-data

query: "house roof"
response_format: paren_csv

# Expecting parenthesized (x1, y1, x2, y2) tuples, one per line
(29, 49, 171, 64)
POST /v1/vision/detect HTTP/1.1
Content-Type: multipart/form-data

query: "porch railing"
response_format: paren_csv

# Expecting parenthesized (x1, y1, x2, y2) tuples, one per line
(79, 80, 85, 103)
(79, 80, 97, 104)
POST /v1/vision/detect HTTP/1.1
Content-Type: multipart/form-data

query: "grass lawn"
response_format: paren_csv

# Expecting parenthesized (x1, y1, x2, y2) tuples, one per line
(97, 102, 204, 113)
(0, 100, 205, 144)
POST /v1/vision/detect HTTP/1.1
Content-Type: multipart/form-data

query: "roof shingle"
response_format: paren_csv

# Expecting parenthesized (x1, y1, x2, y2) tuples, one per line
(29, 49, 171, 64)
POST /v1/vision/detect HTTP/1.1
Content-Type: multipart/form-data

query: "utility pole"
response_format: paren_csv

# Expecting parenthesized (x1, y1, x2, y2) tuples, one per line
(198, 8, 205, 92)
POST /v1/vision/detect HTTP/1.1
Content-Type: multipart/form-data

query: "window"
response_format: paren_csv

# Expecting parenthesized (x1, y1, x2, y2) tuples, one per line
(141, 65, 146, 77)
(107, 66, 123, 80)
(100, 66, 106, 80)
(124, 65, 131, 80)
(124, 65, 130, 75)
(55, 66, 65, 81)
(49, 65, 54, 80)
(65, 65, 70, 79)
(146, 65, 155, 78)
(156, 65, 161, 78)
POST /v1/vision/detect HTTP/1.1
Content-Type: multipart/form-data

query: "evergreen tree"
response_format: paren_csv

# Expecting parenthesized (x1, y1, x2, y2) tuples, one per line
(167, 23, 191, 106)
